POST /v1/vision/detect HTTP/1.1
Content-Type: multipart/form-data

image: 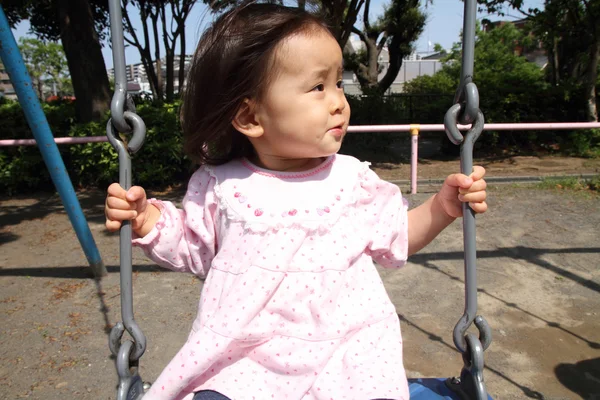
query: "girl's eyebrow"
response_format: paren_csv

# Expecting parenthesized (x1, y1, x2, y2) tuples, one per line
(308, 67, 331, 80)
(308, 64, 344, 80)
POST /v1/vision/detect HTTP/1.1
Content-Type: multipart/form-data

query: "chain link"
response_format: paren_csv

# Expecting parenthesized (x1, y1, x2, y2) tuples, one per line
(442, 0, 492, 398)
(115, 340, 145, 400)
(107, 0, 147, 398)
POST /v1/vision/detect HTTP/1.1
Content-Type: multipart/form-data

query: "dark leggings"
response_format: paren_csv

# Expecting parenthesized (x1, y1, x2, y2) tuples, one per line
(192, 390, 231, 400)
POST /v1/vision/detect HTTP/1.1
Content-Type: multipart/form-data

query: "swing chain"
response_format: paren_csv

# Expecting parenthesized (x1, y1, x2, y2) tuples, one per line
(446, 333, 488, 400)
(443, 0, 492, 398)
(107, 0, 147, 398)
(443, 0, 483, 144)
(114, 339, 145, 400)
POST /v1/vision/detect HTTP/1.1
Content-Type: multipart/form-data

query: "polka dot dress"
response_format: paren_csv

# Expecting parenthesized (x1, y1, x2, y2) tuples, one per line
(134, 154, 410, 400)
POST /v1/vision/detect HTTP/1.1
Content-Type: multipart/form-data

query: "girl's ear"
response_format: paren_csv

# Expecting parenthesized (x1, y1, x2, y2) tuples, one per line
(232, 99, 264, 138)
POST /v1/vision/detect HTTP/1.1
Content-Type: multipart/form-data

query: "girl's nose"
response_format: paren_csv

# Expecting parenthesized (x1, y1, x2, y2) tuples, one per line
(330, 91, 346, 114)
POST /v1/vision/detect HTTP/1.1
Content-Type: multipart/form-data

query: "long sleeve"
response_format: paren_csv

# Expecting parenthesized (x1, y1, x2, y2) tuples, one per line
(132, 168, 218, 278)
(358, 168, 409, 268)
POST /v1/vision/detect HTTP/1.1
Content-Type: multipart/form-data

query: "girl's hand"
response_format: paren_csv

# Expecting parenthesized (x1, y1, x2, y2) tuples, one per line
(436, 166, 488, 219)
(105, 183, 154, 235)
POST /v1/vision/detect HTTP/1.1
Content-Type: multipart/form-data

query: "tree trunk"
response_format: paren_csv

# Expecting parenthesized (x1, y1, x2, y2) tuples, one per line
(178, 30, 186, 95)
(353, 31, 381, 93)
(123, 3, 161, 99)
(159, 4, 176, 102)
(56, 0, 110, 122)
(151, 12, 164, 100)
(165, 51, 175, 102)
(140, 49, 159, 97)
(339, 0, 363, 51)
(549, 35, 559, 86)
(378, 35, 405, 94)
(364, 38, 379, 90)
(351, 0, 383, 96)
(323, 0, 362, 50)
(583, 40, 599, 122)
(36, 78, 43, 100)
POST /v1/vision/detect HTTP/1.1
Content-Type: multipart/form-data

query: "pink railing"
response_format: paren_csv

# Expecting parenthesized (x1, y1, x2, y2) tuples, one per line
(2, 122, 600, 193)
(348, 122, 600, 193)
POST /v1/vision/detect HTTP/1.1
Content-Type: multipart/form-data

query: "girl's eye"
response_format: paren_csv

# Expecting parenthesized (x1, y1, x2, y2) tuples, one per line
(337, 80, 344, 89)
(312, 84, 325, 92)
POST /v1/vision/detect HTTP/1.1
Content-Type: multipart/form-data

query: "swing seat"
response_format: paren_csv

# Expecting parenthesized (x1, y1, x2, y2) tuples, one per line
(408, 378, 493, 399)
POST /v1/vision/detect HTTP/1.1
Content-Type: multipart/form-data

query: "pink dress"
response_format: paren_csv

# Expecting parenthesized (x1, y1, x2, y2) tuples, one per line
(134, 154, 410, 400)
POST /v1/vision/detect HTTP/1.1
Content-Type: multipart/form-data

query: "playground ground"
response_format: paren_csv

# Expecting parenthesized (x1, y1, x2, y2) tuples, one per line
(1, 155, 599, 400)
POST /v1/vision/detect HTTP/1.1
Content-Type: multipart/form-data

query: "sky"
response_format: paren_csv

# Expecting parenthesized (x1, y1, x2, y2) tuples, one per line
(10, 0, 544, 70)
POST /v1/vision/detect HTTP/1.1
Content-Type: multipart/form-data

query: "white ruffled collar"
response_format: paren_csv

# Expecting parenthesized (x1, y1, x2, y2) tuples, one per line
(204, 155, 372, 234)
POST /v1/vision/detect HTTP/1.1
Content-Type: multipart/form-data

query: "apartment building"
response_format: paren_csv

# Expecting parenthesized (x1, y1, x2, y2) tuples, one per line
(0, 61, 17, 100)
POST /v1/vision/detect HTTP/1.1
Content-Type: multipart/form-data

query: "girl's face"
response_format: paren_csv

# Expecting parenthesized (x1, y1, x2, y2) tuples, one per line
(249, 29, 351, 171)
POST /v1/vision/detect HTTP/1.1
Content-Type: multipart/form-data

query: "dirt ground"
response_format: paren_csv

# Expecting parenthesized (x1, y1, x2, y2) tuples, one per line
(370, 153, 600, 182)
(1, 155, 599, 400)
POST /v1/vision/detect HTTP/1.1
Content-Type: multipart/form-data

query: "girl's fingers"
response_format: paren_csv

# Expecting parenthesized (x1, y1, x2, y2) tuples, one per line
(126, 186, 147, 202)
(106, 208, 138, 222)
(444, 173, 473, 190)
(470, 166, 486, 181)
(459, 178, 487, 195)
(469, 201, 488, 214)
(105, 219, 123, 232)
(106, 195, 136, 211)
(446, 167, 487, 215)
(105, 183, 147, 232)
(107, 182, 127, 198)
(458, 190, 487, 203)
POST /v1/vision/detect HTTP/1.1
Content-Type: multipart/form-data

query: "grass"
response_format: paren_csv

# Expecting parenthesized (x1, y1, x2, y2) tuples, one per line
(536, 176, 600, 192)
(501, 176, 600, 199)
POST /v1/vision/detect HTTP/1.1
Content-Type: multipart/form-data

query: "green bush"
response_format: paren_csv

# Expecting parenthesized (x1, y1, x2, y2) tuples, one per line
(403, 22, 600, 157)
(0, 99, 189, 194)
(1, 87, 598, 194)
(0, 100, 55, 193)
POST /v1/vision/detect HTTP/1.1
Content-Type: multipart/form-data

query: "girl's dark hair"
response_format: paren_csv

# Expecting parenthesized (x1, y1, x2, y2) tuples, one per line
(181, 3, 331, 165)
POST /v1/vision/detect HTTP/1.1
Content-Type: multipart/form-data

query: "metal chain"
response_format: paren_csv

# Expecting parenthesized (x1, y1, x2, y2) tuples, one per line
(443, 0, 492, 398)
(107, 0, 147, 399)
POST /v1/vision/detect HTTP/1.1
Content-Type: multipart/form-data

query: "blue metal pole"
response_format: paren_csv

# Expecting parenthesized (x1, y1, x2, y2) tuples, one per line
(0, 6, 106, 278)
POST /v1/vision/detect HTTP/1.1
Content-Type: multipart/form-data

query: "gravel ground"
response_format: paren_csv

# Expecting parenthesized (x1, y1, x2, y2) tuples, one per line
(0, 181, 599, 400)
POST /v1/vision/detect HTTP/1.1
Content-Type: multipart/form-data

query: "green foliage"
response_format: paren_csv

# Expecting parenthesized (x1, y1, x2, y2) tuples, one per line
(565, 129, 600, 157)
(18, 37, 71, 98)
(341, 95, 401, 162)
(404, 23, 599, 156)
(0, 100, 81, 192)
(3, 0, 110, 43)
(131, 101, 188, 186)
(340, 93, 454, 162)
(478, 0, 599, 121)
(0, 100, 189, 194)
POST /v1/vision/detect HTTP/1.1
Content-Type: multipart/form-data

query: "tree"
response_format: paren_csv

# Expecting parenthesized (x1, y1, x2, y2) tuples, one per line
(205, 0, 425, 94)
(406, 23, 549, 116)
(18, 38, 46, 99)
(121, 0, 197, 102)
(18, 37, 71, 99)
(205, 0, 366, 51)
(171, 1, 195, 96)
(4, 0, 112, 122)
(121, 0, 163, 100)
(432, 42, 444, 53)
(405, 23, 558, 153)
(345, 0, 426, 94)
(477, 0, 600, 121)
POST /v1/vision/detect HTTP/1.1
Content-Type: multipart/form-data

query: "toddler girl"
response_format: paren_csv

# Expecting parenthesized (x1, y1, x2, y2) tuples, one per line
(105, 4, 488, 400)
